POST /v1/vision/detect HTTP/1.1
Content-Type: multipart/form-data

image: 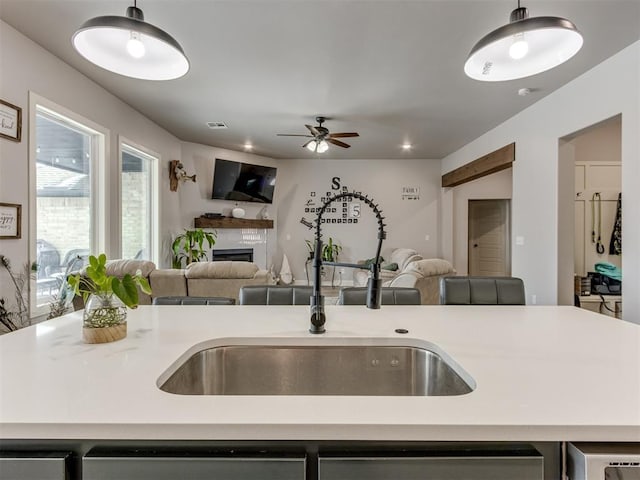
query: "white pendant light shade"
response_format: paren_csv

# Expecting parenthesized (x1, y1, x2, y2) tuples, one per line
(72, 5, 189, 81)
(465, 6, 583, 82)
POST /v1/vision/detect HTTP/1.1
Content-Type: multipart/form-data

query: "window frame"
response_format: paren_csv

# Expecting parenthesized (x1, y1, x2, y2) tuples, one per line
(118, 137, 160, 265)
(29, 92, 109, 317)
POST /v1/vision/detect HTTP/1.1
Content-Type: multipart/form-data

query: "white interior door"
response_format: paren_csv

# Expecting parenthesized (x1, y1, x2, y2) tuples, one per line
(468, 199, 511, 277)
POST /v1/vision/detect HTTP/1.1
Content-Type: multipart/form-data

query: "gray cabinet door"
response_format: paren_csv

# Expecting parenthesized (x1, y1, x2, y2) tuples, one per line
(83, 454, 306, 480)
(0, 452, 70, 480)
(319, 454, 543, 480)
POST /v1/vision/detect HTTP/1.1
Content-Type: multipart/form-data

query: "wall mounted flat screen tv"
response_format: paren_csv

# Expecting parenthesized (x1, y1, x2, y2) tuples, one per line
(211, 158, 277, 204)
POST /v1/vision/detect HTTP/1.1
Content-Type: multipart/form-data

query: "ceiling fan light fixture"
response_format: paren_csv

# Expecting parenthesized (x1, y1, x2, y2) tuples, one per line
(305, 139, 329, 153)
(464, 3, 583, 82)
(72, 2, 189, 80)
(316, 140, 329, 153)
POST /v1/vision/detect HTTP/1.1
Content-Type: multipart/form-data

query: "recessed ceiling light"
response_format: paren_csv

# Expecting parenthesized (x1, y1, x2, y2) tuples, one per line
(206, 121, 228, 129)
(402, 143, 412, 150)
(244, 143, 253, 151)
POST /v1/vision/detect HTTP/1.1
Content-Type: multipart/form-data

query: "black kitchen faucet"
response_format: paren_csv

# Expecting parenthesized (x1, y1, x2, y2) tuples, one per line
(309, 192, 387, 334)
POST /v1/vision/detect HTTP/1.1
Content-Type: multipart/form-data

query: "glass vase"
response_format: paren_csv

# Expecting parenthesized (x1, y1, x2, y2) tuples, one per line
(82, 293, 127, 343)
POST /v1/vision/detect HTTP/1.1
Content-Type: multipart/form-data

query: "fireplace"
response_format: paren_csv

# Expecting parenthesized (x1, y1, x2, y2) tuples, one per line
(211, 248, 253, 262)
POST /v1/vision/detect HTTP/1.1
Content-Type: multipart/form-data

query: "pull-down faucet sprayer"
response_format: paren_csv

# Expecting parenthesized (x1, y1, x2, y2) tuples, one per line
(309, 192, 387, 334)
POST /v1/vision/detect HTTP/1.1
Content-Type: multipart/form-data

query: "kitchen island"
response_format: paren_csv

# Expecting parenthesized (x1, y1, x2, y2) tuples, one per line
(0, 305, 638, 479)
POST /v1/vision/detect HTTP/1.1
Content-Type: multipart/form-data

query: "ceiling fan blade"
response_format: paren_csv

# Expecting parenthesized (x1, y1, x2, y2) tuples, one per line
(305, 124, 321, 136)
(328, 132, 359, 138)
(327, 138, 351, 148)
(276, 134, 314, 137)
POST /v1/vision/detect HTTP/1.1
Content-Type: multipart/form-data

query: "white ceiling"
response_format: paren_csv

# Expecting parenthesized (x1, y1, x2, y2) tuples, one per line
(2, 0, 639, 160)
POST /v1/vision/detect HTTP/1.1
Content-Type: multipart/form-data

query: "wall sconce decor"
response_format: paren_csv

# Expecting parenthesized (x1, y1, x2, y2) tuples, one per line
(169, 160, 196, 191)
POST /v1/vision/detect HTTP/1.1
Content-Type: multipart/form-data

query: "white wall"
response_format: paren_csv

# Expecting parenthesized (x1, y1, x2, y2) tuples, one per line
(176, 141, 280, 269)
(0, 21, 182, 308)
(443, 168, 512, 276)
(441, 42, 640, 322)
(275, 158, 441, 282)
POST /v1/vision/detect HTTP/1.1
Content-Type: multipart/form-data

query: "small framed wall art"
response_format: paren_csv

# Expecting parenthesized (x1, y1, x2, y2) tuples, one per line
(0, 203, 21, 239)
(0, 99, 22, 142)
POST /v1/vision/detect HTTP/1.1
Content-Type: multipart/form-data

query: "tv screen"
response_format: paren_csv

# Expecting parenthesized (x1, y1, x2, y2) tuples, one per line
(211, 158, 277, 204)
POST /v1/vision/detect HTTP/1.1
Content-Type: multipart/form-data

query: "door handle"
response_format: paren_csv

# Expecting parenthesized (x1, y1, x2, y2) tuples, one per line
(473, 244, 479, 247)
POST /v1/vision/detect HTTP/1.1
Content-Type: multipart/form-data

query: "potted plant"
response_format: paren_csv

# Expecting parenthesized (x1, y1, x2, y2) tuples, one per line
(171, 228, 216, 268)
(68, 254, 151, 344)
(304, 238, 342, 286)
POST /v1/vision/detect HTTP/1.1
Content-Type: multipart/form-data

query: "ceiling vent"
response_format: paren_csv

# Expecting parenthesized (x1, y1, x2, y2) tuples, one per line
(207, 121, 228, 129)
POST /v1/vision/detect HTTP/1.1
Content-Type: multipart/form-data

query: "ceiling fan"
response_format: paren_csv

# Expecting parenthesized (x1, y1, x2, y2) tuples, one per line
(277, 116, 359, 153)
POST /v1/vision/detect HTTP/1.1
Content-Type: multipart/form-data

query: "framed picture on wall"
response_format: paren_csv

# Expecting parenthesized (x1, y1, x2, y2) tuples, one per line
(0, 203, 21, 239)
(0, 99, 22, 142)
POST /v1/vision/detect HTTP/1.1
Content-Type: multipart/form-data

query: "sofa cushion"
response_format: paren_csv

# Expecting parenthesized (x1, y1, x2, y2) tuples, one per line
(98, 259, 156, 277)
(149, 269, 188, 297)
(390, 248, 423, 271)
(185, 261, 259, 279)
(405, 258, 454, 278)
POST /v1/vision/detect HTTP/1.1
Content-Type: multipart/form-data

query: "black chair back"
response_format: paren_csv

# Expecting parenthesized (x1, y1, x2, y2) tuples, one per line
(439, 277, 525, 305)
(239, 285, 313, 305)
(153, 296, 235, 305)
(338, 287, 421, 305)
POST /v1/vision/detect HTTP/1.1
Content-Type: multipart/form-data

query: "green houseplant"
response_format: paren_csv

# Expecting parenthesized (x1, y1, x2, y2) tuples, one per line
(304, 238, 342, 286)
(68, 254, 151, 343)
(171, 229, 216, 268)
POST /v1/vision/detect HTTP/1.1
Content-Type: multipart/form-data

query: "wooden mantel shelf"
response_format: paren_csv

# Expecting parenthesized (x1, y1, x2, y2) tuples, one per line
(194, 217, 274, 229)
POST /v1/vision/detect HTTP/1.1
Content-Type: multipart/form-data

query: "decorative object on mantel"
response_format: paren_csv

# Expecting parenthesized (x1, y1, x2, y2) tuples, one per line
(231, 205, 246, 219)
(68, 254, 151, 344)
(0, 99, 22, 142)
(171, 228, 216, 268)
(259, 205, 270, 220)
(169, 160, 196, 192)
(72, 0, 189, 80)
(279, 254, 293, 285)
(0, 254, 36, 334)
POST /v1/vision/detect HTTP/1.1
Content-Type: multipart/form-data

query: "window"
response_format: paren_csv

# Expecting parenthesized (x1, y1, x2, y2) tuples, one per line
(31, 96, 107, 314)
(120, 141, 159, 263)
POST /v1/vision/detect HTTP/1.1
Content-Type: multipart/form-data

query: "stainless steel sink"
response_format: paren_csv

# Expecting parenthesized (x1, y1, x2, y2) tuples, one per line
(159, 340, 475, 396)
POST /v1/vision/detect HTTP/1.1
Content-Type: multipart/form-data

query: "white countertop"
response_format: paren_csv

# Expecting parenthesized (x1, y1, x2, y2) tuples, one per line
(0, 305, 639, 442)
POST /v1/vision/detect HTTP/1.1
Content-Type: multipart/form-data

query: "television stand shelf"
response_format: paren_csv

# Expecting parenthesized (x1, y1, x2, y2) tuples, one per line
(194, 217, 274, 229)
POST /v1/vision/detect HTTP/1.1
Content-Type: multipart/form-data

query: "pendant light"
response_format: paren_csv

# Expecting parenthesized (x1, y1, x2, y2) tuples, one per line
(464, 1, 583, 81)
(72, 1, 189, 81)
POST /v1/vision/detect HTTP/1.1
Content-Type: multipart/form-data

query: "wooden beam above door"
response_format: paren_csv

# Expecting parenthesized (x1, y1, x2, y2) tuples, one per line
(442, 143, 515, 188)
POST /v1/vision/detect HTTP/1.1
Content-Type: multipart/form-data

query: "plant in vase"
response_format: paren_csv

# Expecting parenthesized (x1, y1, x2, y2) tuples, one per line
(67, 254, 151, 344)
(171, 228, 216, 268)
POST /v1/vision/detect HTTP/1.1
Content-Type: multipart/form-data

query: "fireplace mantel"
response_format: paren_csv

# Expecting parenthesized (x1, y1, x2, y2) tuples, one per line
(194, 217, 274, 229)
